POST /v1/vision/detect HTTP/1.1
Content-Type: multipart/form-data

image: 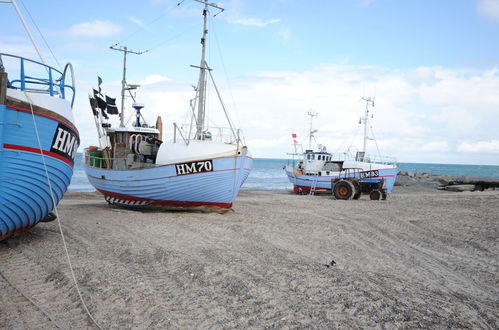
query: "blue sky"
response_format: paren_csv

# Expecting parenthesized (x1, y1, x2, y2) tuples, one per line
(2, 0, 499, 165)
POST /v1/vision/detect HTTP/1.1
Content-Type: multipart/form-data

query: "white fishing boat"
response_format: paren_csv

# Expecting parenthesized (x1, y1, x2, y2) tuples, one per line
(83, 0, 252, 210)
(284, 98, 398, 199)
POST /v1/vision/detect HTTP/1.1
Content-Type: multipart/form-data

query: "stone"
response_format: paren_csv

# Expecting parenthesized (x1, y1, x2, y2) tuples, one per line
(444, 184, 475, 192)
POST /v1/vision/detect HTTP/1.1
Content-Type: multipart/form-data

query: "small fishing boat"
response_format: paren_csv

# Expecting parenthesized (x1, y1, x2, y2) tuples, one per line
(83, 0, 252, 210)
(1, 0, 78, 239)
(284, 98, 398, 199)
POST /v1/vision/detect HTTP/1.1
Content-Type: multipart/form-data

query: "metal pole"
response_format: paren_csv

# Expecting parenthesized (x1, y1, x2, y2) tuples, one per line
(361, 96, 374, 153)
(307, 111, 317, 150)
(10, 0, 46, 65)
(193, 0, 224, 140)
(120, 47, 127, 127)
(195, 3, 208, 139)
(109, 45, 145, 128)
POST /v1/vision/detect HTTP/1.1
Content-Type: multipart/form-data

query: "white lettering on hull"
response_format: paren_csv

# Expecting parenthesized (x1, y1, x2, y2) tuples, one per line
(176, 160, 214, 176)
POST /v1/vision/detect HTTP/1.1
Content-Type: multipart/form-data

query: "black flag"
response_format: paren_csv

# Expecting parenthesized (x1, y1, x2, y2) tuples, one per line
(105, 95, 119, 115)
(89, 96, 98, 116)
(93, 89, 107, 110)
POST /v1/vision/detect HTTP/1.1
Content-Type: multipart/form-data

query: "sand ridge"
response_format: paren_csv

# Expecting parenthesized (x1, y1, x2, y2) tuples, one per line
(1, 187, 498, 328)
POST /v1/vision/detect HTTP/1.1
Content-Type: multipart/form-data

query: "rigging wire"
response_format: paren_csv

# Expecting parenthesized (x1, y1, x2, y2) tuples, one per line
(210, 15, 243, 137)
(336, 121, 361, 158)
(113, 0, 197, 53)
(369, 123, 383, 159)
(18, 0, 62, 70)
(144, 23, 199, 53)
(113, 0, 183, 47)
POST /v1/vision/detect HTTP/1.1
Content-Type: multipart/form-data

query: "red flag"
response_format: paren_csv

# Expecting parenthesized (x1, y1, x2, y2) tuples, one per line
(291, 133, 298, 144)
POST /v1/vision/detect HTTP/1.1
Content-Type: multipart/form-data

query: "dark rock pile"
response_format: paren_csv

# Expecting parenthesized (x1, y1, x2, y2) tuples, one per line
(396, 171, 499, 192)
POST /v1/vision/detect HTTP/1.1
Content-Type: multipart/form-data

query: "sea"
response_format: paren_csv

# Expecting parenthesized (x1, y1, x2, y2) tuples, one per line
(69, 154, 499, 192)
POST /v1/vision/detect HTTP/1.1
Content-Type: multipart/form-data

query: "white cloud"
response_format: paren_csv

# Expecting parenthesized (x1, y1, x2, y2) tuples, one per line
(223, 65, 499, 163)
(477, 0, 499, 21)
(230, 18, 281, 27)
(74, 63, 499, 164)
(458, 140, 499, 153)
(141, 74, 170, 85)
(67, 20, 123, 38)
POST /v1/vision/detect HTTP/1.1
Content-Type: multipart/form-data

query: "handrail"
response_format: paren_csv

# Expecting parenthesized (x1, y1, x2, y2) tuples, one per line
(0, 53, 76, 107)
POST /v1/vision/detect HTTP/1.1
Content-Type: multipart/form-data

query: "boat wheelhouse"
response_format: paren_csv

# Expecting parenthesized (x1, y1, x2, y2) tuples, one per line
(83, 0, 252, 210)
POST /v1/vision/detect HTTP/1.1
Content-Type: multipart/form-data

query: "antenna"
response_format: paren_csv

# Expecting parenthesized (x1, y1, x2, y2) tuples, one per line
(109, 45, 147, 127)
(360, 96, 375, 153)
(307, 111, 318, 150)
(193, 0, 224, 15)
(192, 0, 224, 139)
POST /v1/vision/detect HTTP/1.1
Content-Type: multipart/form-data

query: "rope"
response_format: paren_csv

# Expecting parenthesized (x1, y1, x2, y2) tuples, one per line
(210, 16, 245, 144)
(23, 91, 103, 330)
(0, 268, 65, 330)
(114, 0, 193, 51)
(369, 124, 383, 159)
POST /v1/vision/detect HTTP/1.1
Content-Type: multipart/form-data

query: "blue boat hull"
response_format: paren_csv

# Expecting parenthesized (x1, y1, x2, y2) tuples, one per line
(84, 156, 253, 209)
(0, 104, 78, 239)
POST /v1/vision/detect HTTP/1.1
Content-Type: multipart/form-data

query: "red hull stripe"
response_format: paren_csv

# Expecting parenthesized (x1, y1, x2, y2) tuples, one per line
(97, 189, 233, 209)
(3, 143, 73, 168)
(294, 184, 327, 191)
(6, 105, 78, 135)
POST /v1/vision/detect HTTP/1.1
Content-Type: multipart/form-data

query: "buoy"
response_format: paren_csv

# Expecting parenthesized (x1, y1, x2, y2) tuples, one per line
(156, 116, 163, 141)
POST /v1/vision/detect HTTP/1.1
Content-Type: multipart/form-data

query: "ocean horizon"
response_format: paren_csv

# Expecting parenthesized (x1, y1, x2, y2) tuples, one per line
(68, 154, 499, 192)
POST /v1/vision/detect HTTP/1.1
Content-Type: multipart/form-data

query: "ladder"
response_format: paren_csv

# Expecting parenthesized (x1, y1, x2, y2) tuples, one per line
(309, 173, 319, 195)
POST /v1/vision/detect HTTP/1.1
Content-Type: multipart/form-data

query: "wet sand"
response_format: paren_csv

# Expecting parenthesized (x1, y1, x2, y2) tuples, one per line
(1, 187, 498, 329)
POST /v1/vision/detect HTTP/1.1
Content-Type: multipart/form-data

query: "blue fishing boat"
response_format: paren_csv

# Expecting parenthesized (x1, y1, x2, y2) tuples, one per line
(83, 0, 252, 210)
(284, 98, 398, 199)
(0, 1, 78, 239)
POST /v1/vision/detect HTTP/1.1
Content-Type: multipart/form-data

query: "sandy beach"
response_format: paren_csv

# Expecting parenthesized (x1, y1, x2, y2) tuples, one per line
(1, 186, 498, 329)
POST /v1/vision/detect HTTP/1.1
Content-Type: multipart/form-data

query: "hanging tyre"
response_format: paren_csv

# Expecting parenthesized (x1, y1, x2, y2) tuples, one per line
(333, 180, 355, 200)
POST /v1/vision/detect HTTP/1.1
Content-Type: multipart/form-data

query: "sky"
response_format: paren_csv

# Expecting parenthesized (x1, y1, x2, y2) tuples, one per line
(2, 0, 499, 165)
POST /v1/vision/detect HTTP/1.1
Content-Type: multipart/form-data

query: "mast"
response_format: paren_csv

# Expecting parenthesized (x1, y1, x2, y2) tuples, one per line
(307, 111, 318, 150)
(109, 45, 145, 127)
(6, 0, 46, 65)
(193, 0, 224, 139)
(360, 96, 374, 153)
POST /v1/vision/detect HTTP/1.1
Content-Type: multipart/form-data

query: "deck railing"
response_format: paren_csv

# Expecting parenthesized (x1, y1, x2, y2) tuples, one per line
(0, 53, 76, 107)
(174, 124, 242, 145)
(329, 152, 397, 165)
